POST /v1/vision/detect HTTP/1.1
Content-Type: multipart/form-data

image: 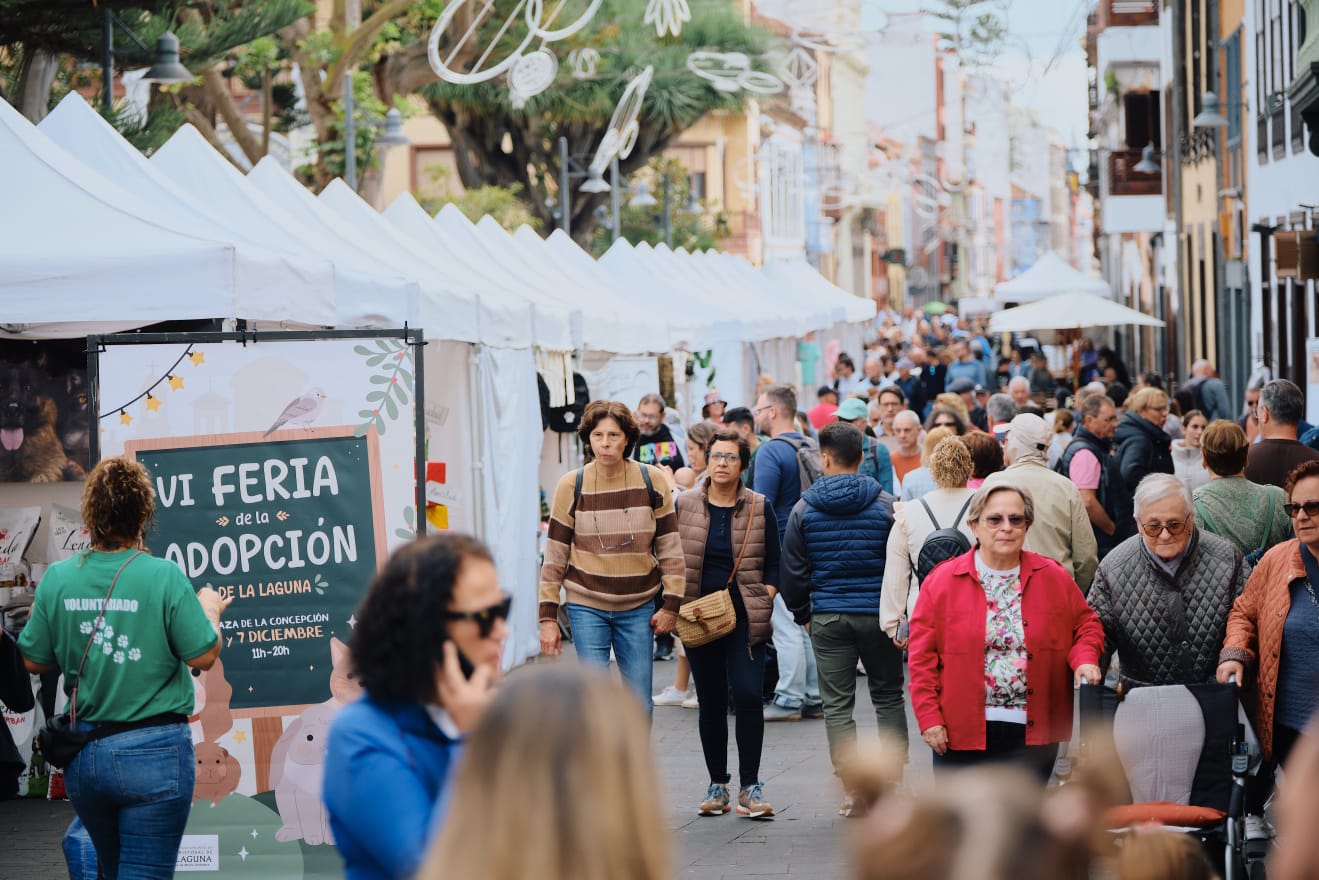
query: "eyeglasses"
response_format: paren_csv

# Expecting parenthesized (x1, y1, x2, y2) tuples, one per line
(1283, 501, 1319, 519)
(979, 514, 1028, 529)
(752, 405, 773, 416)
(933, 421, 958, 429)
(1139, 519, 1189, 537)
(444, 594, 512, 638)
(588, 509, 635, 551)
(708, 451, 740, 463)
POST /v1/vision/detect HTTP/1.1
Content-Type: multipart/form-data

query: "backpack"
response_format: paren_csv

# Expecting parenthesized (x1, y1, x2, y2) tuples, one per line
(773, 435, 823, 492)
(1174, 376, 1208, 417)
(914, 496, 974, 583)
(571, 462, 659, 513)
(537, 372, 590, 433)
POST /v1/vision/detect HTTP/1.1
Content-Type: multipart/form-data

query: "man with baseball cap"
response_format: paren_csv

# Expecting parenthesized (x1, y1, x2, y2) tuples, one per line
(980, 413, 1099, 589)
(836, 397, 893, 494)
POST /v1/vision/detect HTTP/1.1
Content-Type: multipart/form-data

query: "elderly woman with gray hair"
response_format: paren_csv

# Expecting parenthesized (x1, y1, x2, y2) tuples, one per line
(1085, 472, 1247, 690)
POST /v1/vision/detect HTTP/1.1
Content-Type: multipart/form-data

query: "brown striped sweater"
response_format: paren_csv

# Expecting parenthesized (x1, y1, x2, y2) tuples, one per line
(538, 461, 685, 621)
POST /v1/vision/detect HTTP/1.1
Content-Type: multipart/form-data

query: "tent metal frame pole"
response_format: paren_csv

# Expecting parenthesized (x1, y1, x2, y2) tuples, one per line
(468, 343, 486, 542)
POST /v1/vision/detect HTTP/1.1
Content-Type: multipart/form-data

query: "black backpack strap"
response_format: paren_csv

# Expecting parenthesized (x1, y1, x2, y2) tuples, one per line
(953, 495, 974, 528)
(572, 468, 584, 515)
(918, 497, 943, 530)
(637, 461, 658, 508)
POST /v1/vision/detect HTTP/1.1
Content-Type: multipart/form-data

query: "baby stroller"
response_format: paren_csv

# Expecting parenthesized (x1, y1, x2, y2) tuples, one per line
(1077, 681, 1267, 880)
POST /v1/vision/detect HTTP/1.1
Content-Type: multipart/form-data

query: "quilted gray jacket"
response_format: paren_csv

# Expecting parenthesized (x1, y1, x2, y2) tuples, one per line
(1086, 529, 1246, 687)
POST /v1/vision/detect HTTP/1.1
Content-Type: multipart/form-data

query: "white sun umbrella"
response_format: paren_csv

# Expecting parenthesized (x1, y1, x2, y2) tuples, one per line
(153, 126, 404, 329)
(320, 181, 568, 350)
(245, 158, 420, 328)
(993, 252, 1111, 306)
(988, 291, 1165, 334)
(37, 93, 337, 327)
(0, 98, 238, 332)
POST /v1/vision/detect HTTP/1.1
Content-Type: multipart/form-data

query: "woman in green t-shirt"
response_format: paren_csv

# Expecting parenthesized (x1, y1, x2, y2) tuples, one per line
(19, 457, 230, 880)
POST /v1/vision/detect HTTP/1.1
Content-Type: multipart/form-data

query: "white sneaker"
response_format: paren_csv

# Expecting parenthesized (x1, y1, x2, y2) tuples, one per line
(1244, 814, 1274, 840)
(653, 686, 690, 707)
(681, 692, 700, 709)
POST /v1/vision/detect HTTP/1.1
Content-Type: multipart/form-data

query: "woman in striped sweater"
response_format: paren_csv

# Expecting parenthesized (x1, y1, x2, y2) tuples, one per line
(539, 400, 684, 713)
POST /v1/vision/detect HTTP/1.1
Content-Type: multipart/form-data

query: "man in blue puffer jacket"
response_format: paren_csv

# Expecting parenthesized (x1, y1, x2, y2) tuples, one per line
(779, 422, 906, 817)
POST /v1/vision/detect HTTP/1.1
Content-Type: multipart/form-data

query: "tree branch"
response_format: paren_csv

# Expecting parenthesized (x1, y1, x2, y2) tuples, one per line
(201, 66, 264, 165)
(183, 106, 249, 172)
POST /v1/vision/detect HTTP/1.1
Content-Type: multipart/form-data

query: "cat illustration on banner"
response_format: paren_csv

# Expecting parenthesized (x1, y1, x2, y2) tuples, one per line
(269, 637, 362, 845)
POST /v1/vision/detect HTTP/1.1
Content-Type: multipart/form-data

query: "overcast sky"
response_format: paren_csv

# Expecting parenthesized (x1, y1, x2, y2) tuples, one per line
(863, 0, 1092, 145)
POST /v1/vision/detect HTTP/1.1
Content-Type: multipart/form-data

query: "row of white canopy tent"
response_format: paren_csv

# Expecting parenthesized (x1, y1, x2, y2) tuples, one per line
(1, 92, 875, 664)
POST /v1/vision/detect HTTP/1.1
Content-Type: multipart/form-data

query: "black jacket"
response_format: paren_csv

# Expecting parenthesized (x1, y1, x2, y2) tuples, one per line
(1086, 529, 1246, 687)
(1114, 411, 1174, 494)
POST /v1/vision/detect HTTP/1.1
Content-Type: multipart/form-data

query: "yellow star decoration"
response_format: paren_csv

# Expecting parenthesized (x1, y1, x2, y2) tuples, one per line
(189, 351, 205, 367)
(119, 411, 132, 425)
(232, 730, 247, 744)
(145, 395, 161, 412)
(168, 374, 185, 391)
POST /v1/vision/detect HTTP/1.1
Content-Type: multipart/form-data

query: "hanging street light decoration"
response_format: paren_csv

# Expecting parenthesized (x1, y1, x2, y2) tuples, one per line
(581, 65, 655, 193)
(568, 47, 600, 78)
(780, 45, 820, 91)
(644, 0, 692, 38)
(687, 51, 785, 94)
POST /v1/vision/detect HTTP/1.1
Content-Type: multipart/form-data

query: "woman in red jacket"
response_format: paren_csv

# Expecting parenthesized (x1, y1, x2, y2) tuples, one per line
(909, 484, 1104, 781)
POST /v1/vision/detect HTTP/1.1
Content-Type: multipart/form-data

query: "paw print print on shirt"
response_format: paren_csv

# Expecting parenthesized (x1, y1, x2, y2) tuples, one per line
(128, 648, 141, 662)
(102, 642, 113, 655)
(80, 621, 94, 635)
(113, 651, 125, 664)
(117, 635, 129, 648)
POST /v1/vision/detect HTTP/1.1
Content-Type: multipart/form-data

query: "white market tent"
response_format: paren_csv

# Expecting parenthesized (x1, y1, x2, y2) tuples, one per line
(36, 93, 337, 327)
(993, 251, 1111, 306)
(989, 291, 1166, 334)
(319, 180, 572, 351)
(244, 157, 422, 328)
(0, 99, 263, 333)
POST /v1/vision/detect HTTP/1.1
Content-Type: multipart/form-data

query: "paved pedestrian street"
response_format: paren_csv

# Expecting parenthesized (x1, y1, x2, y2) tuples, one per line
(0, 658, 928, 880)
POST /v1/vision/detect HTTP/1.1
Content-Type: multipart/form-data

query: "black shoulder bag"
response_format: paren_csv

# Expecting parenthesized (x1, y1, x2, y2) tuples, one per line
(36, 551, 143, 768)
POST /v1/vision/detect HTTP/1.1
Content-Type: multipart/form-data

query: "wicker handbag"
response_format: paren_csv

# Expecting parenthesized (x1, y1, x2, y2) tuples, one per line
(676, 497, 756, 648)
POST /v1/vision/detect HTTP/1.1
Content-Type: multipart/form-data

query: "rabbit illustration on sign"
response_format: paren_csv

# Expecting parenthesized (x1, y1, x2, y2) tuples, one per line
(268, 638, 361, 845)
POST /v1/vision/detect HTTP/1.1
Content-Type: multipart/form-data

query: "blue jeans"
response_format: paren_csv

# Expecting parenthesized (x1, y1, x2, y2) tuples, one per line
(64, 722, 194, 880)
(63, 817, 98, 880)
(770, 595, 819, 709)
(566, 602, 655, 713)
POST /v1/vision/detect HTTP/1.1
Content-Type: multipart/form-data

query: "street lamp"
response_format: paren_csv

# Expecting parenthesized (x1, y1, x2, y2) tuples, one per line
(1133, 143, 1162, 174)
(377, 108, 411, 147)
(100, 9, 195, 114)
(343, 80, 411, 191)
(554, 136, 623, 239)
(628, 181, 658, 208)
(1192, 91, 1229, 128)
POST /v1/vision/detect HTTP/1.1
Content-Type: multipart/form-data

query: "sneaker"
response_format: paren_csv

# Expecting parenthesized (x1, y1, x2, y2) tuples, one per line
(698, 783, 731, 816)
(681, 692, 700, 709)
(653, 686, 690, 707)
(763, 702, 802, 722)
(802, 702, 824, 719)
(1245, 814, 1274, 841)
(737, 783, 774, 819)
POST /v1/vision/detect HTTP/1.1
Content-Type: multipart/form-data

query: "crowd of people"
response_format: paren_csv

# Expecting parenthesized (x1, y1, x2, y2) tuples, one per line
(10, 306, 1319, 879)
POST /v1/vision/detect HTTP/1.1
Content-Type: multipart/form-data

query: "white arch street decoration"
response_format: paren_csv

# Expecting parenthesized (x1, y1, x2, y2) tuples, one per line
(581, 65, 654, 192)
(644, 0, 691, 37)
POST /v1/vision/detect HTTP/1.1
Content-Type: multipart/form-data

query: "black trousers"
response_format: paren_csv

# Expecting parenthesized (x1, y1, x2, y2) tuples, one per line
(686, 614, 767, 789)
(932, 720, 1058, 784)
(1246, 722, 1306, 813)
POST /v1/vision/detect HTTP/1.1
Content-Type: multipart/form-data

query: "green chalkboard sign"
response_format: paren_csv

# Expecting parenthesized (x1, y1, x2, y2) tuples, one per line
(126, 427, 387, 711)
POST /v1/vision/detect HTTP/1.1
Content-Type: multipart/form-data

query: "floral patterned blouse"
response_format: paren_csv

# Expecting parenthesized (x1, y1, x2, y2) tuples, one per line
(976, 556, 1028, 712)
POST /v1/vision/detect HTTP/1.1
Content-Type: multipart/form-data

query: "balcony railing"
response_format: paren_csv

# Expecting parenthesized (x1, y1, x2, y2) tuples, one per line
(1104, 0, 1158, 27)
(1108, 149, 1162, 196)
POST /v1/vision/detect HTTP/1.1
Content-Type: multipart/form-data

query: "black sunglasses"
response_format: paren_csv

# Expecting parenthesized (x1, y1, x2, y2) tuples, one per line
(1284, 501, 1319, 520)
(443, 594, 512, 637)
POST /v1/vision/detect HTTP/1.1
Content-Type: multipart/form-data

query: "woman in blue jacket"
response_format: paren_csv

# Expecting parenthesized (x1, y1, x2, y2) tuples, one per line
(324, 535, 508, 880)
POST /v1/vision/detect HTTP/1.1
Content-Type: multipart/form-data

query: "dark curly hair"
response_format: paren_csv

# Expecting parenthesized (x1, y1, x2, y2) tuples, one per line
(577, 400, 640, 462)
(351, 534, 493, 703)
(82, 456, 155, 547)
(705, 427, 750, 471)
